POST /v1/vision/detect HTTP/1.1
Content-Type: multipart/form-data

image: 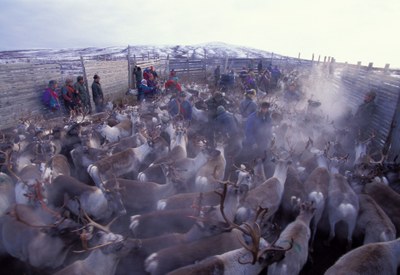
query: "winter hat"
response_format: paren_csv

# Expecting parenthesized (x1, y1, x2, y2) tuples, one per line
(245, 89, 256, 97)
(216, 105, 225, 115)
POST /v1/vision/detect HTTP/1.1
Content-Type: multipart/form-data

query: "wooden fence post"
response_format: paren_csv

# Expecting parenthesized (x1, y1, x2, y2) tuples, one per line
(127, 46, 132, 89)
(165, 54, 169, 79)
(384, 64, 390, 74)
(204, 49, 207, 79)
(80, 55, 92, 110)
(186, 58, 190, 79)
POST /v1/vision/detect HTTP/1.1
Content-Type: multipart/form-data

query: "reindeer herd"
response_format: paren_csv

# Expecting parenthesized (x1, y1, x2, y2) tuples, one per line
(0, 81, 399, 275)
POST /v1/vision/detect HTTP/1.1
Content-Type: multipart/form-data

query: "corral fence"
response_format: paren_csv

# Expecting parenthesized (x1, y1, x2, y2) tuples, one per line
(0, 46, 399, 160)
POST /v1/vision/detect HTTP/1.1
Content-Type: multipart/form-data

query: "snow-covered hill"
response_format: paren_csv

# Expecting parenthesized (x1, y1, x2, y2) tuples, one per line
(0, 42, 282, 63)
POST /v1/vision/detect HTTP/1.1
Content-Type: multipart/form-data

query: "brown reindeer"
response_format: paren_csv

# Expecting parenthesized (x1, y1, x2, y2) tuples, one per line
(325, 238, 400, 275)
(355, 194, 396, 244)
(268, 202, 316, 275)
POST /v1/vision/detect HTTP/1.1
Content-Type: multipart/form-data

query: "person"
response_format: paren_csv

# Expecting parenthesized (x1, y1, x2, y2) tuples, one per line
(91, 74, 104, 113)
(74, 76, 91, 113)
(257, 60, 263, 74)
(244, 102, 273, 151)
(244, 71, 257, 91)
(257, 69, 271, 94)
(169, 69, 177, 78)
(167, 92, 192, 120)
(205, 92, 229, 120)
(61, 78, 79, 113)
(165, 77, 182, 94)
(214, 65, 221, 87)
(137, 79, 157, 102)
(239, 89, 258, 120)
(352, 90, 378, 142)
(143, 67, 151, 80)
(42, 80, 60, 113)
(270, 65, 282, 89)
(284, 83, 301, 102)
(214, 105, 239, 139)
(133, 66, 142, 88)
(149, 66, 158, 80)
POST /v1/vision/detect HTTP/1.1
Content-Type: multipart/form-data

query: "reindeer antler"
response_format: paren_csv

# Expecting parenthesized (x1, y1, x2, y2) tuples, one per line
(215, 184, 270, 265)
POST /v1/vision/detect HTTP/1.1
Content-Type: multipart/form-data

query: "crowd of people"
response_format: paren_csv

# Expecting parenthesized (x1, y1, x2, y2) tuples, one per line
(42, 74, 104, 116)
(41, 63, 378, 152)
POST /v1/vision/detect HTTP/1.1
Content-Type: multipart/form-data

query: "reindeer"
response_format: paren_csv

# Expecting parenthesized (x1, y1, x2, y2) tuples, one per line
(1, 204, 80, 270)
(138, 122, 188, 183)
(326, 173, 359, 249)
(0, 172, 15, 217)
(115, 165, 187, 214)
(151, 146, 216, 191)
(54, 211, 131, 275)
(41, 153, 70, 183)
(87, 136, 162, 188)
(168, 241, 288, 275)
(325, 238, 400, 275)
(157, 191, 221, 211)
(97, 114, 138, 143)
(143, 184, 291, 275)
(194, 142, 226, 192)
(355, 194, 396, 244)
(46, 175, 126, 220)
(303, 166, 330, 250)
(14, 164, 43, 205)
(268, 202, 316, 275)
(276, 165, 307, 227)
(129, 208, 199, 238)
(236, 157, 292, 224)
(363, 180, 400, 234)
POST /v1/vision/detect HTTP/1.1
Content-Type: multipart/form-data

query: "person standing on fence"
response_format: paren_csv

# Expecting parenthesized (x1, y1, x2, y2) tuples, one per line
(91, 74, 104, 113)
(61, 78, 79, 113)
(75, 76, 91, 114)
(42, 80, 61, 114)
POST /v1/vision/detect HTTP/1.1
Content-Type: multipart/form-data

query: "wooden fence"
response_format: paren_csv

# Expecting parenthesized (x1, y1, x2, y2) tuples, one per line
(0, 48, 399, 160)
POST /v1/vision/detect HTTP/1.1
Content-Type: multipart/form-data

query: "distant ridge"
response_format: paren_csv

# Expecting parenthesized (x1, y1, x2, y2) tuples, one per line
(0, 42, 281, 62)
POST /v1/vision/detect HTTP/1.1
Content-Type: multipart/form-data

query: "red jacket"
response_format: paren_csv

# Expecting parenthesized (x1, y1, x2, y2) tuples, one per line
(165, 80, 182, 92)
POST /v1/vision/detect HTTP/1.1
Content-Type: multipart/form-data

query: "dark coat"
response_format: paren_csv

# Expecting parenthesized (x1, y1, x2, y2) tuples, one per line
(352, 100, 377, 141)
(215, 111, 239, 137)
(168, 98, 192, 120)
(206, 97, 228, 119)
(91, 81, 104, 105)
(244, 111, 272, 149)
(74, 82, 91, 108)
(239, 98, 257, 118)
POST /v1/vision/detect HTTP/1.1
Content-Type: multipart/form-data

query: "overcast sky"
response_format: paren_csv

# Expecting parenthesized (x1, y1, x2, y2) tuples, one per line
(1, 0, 399, 68)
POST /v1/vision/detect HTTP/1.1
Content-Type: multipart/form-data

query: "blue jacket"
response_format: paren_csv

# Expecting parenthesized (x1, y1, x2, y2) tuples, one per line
(244, 111, 272, 145)
(168, 99, 193, 120)
(215, 111, 239, 137)
(239, 98, 257, 118)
